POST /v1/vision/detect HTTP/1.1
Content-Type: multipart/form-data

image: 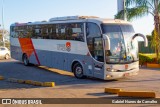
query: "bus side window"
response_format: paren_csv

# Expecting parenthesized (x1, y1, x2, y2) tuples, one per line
(59, 24, 66, 40)
(51, 24, 57, 39)
(66, 24, 73, 40)
(71, 23, 84, 42)
(10, 27, 14, 37)
(86, 22, 104, 62)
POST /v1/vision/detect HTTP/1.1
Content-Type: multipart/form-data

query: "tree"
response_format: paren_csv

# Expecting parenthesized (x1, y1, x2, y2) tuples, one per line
(146, 35, 152, 41)
(151, 29, 160, 56)
(0, 29, 10, 48)
(115, 0, 160, 63)
(0, 29, 9, 39)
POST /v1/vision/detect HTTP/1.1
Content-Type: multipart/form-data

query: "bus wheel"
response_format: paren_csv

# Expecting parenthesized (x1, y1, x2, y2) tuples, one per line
(23, 54, 29, 66)
(73, 63, 85, 79)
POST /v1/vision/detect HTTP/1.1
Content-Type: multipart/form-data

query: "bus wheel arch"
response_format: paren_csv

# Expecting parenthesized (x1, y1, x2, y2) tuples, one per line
(22, 53, 30, 66)
(72, 61, 85, 79)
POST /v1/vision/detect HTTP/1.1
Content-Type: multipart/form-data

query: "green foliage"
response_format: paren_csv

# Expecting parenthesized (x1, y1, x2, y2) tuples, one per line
(139, 53, 160, 65)
(146, 35, 152, 41)
(115, 0, 155, 21)
(151, 29, 160, 63)
(5, 42, 10, 49)
(0, 35, 2, 40)
(115, 6, 149, 21)
(115, 0, 160, 63)
(0, 41, 10, 49)
(139, 53, 154, 65)
(151, 29, 160, 48)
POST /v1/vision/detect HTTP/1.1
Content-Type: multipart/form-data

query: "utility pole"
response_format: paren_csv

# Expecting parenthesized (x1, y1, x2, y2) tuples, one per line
(2, 0, 5, 47)
(117, 0, 127, 21)
(123, 0, 127, 21)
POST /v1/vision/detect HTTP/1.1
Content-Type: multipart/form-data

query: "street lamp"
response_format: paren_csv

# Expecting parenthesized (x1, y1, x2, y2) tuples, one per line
(1, 0, 5, 47)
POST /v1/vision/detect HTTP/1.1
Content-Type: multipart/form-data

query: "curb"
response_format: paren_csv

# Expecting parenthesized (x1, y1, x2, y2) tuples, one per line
(105, 88, 122, 94)
(147, 63, 160, 68)
(25, 80, 33, 84)
(17, 79, 25, 84)
(42, 82, 55, 87)
(7, 78, 18, 82)
(118, 91, 156, 98)
(7, 78, 55, 87)
(34, 81, 43, 86)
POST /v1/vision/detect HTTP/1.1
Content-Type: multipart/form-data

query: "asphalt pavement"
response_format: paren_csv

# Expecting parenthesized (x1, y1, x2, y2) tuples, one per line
(0, 59, 160, 107)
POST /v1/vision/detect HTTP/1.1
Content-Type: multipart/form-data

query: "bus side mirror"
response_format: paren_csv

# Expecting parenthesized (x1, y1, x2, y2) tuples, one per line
(103, 34, 110, 50)
(132, 33, 148, 47)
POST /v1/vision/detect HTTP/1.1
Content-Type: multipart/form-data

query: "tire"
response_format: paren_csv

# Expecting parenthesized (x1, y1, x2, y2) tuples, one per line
(73, 63, 85, 79)
(5, 54, 9, 59)
(23, 54, 29, 66)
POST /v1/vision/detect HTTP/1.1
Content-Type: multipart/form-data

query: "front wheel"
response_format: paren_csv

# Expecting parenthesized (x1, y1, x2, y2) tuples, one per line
(73, 63, 85, 79)
(23, 54, 29, 66)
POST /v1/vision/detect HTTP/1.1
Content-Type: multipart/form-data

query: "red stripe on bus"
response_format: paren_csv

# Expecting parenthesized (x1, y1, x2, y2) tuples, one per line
(30, 39, 41, 65)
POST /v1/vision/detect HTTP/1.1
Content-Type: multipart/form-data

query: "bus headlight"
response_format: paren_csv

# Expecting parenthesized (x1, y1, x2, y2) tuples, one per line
(106, 68, 117, 72)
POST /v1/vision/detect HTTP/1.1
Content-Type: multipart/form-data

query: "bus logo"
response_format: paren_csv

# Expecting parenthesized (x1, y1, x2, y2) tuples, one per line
(57, 42, 71, 52)
(66, 42, 71, 52)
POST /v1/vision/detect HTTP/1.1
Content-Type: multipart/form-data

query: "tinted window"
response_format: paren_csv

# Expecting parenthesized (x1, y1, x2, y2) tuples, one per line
(0, 48, 6, 51)
(11, 23, 84, 42)
(102, 24, 134, 33)
(55, 23, 84, 41)
(86, 23, 104, 62)
(121, 25, 134, 32)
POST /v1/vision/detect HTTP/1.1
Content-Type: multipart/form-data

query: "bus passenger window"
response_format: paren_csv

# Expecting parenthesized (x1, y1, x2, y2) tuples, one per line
(70, 23, 84, 42)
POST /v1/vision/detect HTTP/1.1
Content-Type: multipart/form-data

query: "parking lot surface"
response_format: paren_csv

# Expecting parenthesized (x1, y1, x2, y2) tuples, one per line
(0, 59, 160, 107)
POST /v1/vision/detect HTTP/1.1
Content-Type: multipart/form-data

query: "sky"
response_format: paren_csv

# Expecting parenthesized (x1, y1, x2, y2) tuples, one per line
(0, 0, 154, 35)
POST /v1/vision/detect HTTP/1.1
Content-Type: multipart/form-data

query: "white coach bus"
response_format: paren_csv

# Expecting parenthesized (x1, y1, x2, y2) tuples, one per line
(10, 16, 148, 80)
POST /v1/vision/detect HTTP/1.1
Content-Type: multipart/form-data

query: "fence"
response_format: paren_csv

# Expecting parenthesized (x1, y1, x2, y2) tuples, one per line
(138, 41, 155, 53)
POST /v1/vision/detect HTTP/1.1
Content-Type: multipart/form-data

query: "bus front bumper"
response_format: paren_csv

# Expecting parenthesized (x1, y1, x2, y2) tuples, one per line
(105, 68, 139, 80)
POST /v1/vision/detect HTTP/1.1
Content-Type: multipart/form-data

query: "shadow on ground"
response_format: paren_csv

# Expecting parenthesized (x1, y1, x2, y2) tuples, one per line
(0, 59, 116, 89)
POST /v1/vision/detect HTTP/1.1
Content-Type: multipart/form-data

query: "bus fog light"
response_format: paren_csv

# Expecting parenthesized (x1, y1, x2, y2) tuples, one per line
(106, 75, 111, 78)
(107, 68, 111, 71)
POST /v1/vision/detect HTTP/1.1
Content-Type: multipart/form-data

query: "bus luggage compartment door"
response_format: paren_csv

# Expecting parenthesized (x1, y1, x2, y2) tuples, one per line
(93, 60, 105, 79)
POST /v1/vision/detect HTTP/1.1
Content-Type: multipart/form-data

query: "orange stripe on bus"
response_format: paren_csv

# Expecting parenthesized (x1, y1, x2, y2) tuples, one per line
(19, 38, 40, 65)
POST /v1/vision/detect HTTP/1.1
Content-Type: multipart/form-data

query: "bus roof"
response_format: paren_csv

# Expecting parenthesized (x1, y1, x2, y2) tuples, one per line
(10, 16, 132, 26)
(101, 19, 131, 25)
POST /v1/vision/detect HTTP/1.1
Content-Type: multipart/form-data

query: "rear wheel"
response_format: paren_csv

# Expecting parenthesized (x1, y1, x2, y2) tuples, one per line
(73, 63, 85, 79)
(23, 54, 29, 66)
(5, 54, 9, 59)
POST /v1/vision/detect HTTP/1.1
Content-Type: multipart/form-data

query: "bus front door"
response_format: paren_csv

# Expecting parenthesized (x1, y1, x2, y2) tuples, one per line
(92, 37, 105, 79)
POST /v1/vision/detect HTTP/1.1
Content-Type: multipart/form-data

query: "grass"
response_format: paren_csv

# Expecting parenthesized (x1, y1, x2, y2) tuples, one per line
(140, 53, 160, 58)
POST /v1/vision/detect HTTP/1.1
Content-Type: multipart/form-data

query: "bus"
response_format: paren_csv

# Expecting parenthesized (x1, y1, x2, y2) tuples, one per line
(10, 16, 148, 80)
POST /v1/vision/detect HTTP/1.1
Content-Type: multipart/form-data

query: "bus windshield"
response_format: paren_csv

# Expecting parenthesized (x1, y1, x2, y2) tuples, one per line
(102, 24, 138, 64)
